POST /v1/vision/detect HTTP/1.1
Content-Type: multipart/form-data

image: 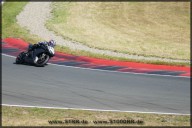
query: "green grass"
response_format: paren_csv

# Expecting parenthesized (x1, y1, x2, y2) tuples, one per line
(46, 2, 190, 61)
(2, 2, 43, 45)
(2, 106, 190, 126)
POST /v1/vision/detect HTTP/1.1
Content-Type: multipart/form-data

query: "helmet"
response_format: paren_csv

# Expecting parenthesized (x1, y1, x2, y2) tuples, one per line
(48, 40, 56, 47)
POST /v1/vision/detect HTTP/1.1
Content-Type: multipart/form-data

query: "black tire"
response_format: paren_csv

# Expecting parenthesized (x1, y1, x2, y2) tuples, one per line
(15, 52, 26, 64)
(35, 54, 50, 67)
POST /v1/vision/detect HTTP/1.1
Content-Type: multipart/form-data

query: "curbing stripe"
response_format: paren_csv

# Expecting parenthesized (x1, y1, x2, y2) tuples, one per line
(2, 38, 190, 77)
(2, 53, 190, 78)
(2, 38, 190, 72)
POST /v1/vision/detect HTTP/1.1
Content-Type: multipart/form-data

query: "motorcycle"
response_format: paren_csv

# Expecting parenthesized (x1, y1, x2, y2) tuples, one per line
(15, 44, 55, 67)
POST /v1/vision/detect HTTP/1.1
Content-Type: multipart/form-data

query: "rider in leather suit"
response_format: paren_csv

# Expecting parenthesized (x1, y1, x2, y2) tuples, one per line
(27, 40, 56, 64)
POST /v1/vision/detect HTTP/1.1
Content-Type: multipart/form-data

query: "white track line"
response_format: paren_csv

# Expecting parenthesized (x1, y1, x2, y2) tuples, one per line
(2, 104, 190, 116)
(2, 53, 190, 78)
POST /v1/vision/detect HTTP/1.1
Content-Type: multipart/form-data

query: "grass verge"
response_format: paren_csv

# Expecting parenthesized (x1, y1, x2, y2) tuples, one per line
(2, 106, 190, 126)
(55, 45, 190, 66)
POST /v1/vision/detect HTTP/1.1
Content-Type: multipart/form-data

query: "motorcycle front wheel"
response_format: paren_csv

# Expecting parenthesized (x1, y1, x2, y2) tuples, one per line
(35, 53, 50, 67)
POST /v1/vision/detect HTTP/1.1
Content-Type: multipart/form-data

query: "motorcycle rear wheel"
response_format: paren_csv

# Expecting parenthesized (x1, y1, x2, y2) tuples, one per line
(15, 52, 26, 64)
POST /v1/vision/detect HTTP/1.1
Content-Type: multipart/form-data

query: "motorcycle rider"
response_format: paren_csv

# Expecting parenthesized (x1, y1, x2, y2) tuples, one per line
(27, 40, 56, 64)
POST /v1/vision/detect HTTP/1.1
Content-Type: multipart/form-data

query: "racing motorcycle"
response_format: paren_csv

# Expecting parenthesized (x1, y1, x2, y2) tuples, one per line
(15, 44, 55, 67)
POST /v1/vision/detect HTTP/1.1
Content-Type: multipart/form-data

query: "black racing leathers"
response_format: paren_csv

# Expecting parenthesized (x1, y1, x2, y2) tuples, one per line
(25, 43, 47, 64)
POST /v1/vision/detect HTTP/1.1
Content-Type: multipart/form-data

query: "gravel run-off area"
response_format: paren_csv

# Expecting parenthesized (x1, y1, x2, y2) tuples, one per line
(16, 2, 189, 63)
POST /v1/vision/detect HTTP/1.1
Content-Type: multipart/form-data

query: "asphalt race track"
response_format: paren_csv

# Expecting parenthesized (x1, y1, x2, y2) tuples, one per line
(2, 54, 190, 115)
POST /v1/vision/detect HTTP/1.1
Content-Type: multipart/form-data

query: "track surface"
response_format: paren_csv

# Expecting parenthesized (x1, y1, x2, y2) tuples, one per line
(2, 55, 190, 114)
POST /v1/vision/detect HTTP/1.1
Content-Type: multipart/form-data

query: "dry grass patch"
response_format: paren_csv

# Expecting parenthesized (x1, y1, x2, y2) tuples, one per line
(2, 106, 190, 126)
(47, 2, 190, 60)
